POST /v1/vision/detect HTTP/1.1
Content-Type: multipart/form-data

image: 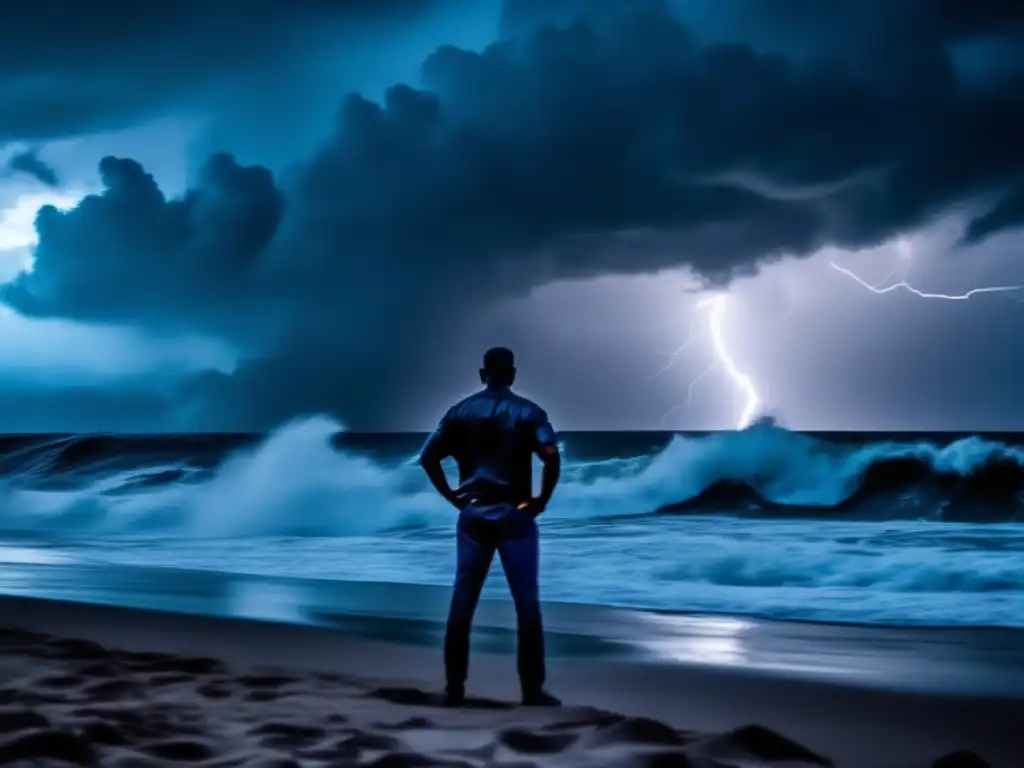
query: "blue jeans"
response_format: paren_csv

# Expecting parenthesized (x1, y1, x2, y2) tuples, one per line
(445, 508, 545, 693)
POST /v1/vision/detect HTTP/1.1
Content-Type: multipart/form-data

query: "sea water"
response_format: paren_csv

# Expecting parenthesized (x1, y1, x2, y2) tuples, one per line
(0, 416, 1021, 627)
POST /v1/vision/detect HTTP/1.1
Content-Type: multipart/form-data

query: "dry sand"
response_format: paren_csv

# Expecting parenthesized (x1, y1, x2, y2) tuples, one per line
(0, 626, 838, 768)
(0, 596, 1018, 767)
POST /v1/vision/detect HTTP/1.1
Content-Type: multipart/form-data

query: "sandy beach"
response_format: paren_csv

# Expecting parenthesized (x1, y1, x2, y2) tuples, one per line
(0, 626, 831, 768)
(0, 594, 1019, 768)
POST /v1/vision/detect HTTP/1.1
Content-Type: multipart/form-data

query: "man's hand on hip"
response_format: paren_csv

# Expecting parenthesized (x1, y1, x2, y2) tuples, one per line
(516, 498, 546, 518)
(446, 489, 471, 511)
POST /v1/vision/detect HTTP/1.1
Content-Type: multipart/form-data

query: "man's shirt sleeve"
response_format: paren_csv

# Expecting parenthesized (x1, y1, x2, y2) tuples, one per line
(421, 409, 456, 461)
(532, 407, 557, 449)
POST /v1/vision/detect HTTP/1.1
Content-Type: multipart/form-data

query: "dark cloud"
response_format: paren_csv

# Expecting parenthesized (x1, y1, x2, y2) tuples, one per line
(0, 0, 443, 141)
(5, 150, 59, 187)
(4, 153, 283, 337)
(500, 0, 662, 37)
(963, 186, 1024, 245)
(4, 0, 1024, 428)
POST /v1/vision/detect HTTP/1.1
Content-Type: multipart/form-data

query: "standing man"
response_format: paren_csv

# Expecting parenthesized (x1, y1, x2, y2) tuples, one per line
(419, 347, 562, 707)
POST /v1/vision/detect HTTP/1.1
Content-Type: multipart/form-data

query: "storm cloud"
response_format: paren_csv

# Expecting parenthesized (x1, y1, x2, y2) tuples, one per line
(5, 154, 283, 336)
(5, 150, 59, 187)
(4, 0, 1024, 428)
(0, 0, 448, 142)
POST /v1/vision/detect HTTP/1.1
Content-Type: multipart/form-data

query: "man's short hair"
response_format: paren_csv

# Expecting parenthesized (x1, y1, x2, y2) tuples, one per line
(483, 346, 515, 372)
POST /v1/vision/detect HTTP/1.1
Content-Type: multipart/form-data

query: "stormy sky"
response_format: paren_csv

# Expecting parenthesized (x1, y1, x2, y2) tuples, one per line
(1, 0, 1023, 432)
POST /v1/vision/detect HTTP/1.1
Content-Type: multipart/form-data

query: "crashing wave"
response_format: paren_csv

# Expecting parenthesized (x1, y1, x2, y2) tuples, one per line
(0, 417, 1022, 538)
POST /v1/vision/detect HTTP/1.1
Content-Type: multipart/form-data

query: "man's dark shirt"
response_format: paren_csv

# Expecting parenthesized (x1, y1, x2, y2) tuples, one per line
(421, 386, 556, 520)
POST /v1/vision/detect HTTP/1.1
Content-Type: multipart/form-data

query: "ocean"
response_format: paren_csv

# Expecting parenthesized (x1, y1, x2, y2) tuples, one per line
(0, 415, 1021, 630)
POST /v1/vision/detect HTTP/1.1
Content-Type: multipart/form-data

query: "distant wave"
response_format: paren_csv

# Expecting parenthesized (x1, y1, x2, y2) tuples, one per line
(0, 417, 1021, 538)
(0, 433, 250, 486)
(653, 428, 1024, 522)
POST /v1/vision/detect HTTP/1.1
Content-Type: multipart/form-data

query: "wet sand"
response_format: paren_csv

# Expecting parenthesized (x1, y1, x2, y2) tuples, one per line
(0, 594, 1019, 767)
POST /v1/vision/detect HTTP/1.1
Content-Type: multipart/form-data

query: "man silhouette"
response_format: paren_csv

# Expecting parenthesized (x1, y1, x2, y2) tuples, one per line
(419, 347, 562, 707)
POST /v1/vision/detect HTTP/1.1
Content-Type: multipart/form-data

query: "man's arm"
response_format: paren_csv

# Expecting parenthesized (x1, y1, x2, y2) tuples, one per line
(419, 413, 465, 510)
(530, 409, 561, 514)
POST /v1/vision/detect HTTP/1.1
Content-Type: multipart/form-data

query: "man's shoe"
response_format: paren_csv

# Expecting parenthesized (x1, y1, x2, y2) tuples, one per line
(443, 686, 466, 707)
(521, 689, 561, 707)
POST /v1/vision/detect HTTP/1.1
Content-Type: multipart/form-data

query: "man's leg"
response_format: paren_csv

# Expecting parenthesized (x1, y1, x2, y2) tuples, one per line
(444, 519, 496, 700)
(496, 523, 548, 699)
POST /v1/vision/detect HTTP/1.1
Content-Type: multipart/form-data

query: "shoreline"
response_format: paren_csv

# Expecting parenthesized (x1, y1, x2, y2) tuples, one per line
(17, 557, 1024, 632)
(1, 593, 1021, 767)
(2, 561, 1023, 696)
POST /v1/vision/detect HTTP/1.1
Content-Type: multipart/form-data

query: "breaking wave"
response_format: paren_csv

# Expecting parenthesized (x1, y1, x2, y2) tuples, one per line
(0, 416, 1021, 538)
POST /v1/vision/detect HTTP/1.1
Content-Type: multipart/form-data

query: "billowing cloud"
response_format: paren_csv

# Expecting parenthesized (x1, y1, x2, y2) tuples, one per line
(4, 154, 283, 338)
(0, 0, 450, 142)
(3, 0, 1024, 428)
(963, 186, 1024, 245)
(5, 150, 59, 187)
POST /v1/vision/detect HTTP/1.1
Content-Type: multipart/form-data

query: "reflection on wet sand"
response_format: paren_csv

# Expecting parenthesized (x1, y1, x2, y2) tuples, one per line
(0, 558, 1022, 695)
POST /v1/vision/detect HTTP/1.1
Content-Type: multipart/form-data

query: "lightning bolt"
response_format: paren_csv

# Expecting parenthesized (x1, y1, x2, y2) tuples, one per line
(653, 294, 760, 431)
(654, 237, 1024, 432)
(829, 262, 1024, 300)
(701, 295, 760, 430)
(830, 235, 1024, 301)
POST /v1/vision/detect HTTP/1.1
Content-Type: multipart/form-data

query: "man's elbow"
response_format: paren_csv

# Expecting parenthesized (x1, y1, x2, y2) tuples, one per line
(419, 449, 441, 470)
(537, 444, 560, 465)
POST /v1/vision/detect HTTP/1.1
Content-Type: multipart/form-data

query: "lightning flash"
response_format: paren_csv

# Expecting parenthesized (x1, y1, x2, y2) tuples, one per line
(829, 262, 1024, 300)
(654, 294, 760, 431)
(830, 237, 1024, 301)
(655, 238, 1023, 433)
(701, 295, 760, 429)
